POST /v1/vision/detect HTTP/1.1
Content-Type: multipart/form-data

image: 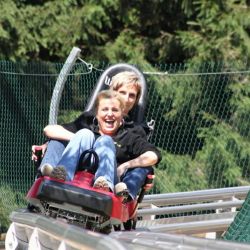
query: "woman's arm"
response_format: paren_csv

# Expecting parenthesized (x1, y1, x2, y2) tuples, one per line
(117, 151, 159, 178)
(43, 125, 75, 141)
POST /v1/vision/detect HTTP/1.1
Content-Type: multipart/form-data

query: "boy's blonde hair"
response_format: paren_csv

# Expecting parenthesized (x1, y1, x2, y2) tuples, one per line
(110, 71, 141, 105)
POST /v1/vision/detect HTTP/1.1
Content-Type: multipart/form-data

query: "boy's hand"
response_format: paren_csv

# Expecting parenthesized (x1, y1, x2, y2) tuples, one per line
(31, 143, 47, 161)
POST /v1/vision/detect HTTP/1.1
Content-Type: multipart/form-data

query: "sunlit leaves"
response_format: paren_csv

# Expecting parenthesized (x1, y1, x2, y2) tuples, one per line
(177, 0, 250, 62)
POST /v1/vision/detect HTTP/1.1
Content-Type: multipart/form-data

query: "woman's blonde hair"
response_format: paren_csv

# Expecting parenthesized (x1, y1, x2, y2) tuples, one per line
(95, 90, 125, 113)
(110, 71, 141, 105)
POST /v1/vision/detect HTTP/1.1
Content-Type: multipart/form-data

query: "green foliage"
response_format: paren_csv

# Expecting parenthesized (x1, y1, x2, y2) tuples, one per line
(157, 72, 202, 121)
(155, 106, 250, 193)
(1, 0, 249, 64)
(1, 0, 250, 225)
(0, 1, 21, 60)
(229, 77, 250, 139)
(177, 0, 250, 62)
(0, 0, 119, 61)
(196, 122, 250, 187)
(104, 29, 146, 64)
(155, 151, 207, 192)
(0, 185, 26, 232)
(58, 110, 82, 124)
(145, 59, 250, 193)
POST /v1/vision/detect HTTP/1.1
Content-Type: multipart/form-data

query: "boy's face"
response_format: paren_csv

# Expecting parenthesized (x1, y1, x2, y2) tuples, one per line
(116, 83, 138, 115)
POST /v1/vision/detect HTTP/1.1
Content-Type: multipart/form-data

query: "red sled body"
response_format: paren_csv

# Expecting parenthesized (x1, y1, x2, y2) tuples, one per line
(26, 170, 153, 233)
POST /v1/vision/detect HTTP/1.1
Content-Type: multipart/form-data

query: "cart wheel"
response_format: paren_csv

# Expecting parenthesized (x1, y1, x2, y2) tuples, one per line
(27, 203, 40, 213)
(123, 219, 132, 230)
(123, 218, 137, 231)
(100, 224, 112, 234)
(132, 218, 137, 229)
(113, 225, 121, 231)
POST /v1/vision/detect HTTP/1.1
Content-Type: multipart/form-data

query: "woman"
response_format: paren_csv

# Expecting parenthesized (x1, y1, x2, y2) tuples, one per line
(43, 90, 161, 193)
(32, 71, 145, 167)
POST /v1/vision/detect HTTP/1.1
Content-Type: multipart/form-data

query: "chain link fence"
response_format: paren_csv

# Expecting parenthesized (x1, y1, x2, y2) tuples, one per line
(1, 59, 250, 236)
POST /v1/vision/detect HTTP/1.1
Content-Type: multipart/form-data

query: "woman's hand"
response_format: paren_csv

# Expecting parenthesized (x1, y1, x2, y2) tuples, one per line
(31, 143, 47, 161)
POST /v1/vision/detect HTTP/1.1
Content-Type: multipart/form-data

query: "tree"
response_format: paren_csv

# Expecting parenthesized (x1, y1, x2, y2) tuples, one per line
(177, 0, 250, 63)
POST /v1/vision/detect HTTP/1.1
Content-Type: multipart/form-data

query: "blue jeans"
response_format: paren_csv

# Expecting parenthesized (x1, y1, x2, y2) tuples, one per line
(58, 129, 117, 191)
(121, 167, 153, 200)
(40, 140, 68, 168)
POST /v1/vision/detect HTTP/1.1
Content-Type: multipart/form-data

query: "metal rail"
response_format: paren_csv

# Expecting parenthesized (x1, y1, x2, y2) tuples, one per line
(136, 186, 250, 235)
(138, 200, 243, 216)
(140, 186, 250, 206)
(5, 186, 250, 248)
(111, 231, 250, 250)
(136, 211, 236, 234)
(6, 210, 250, 250)
(5, 209, 128, 250)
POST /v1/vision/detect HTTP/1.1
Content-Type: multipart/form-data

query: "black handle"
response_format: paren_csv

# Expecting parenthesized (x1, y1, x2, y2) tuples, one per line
(34, 147, 43, 169)
(78, 149, 99, 173)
